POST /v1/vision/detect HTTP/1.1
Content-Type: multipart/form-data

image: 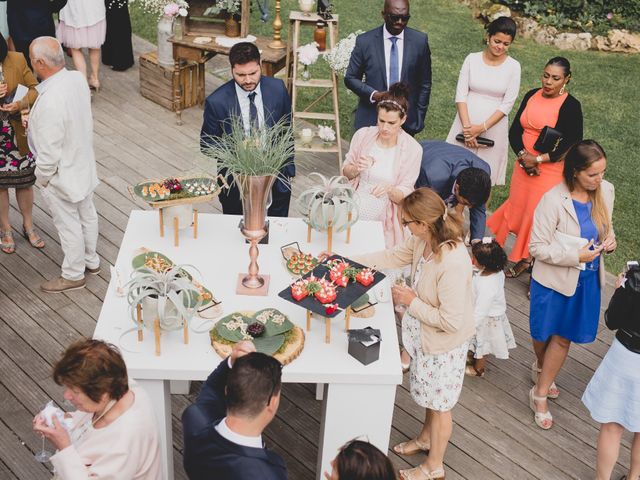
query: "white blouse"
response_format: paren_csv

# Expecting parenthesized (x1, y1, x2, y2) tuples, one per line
(60, 0, 106, 29)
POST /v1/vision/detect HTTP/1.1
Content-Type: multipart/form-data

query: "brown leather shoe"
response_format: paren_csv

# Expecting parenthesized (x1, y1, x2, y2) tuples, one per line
(85, 266, 101, 275)
(41, 277, 86, 293)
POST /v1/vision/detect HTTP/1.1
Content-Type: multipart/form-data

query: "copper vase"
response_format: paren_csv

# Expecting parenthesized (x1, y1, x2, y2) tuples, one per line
(236, 174, 276, 292)
(225, 16, 241, 37)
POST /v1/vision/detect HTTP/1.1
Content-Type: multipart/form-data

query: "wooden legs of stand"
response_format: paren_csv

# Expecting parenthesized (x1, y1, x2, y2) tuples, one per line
(327, 221, 333, 253)
(136, 303, 188, 356)
(158, 208, 199, 246)
(346, 212, 352, 244)
(306, 308, 351, 344)
(307, 224, 312, 243)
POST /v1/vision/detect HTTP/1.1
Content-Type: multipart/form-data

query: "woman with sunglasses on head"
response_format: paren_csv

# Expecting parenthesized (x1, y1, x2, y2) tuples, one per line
(527, 140, 615, 430)
(446, 16, 521, 186)
(354, 187, 475, 480)
(342, 82, 422, 248)
(488, 56, 583, 278)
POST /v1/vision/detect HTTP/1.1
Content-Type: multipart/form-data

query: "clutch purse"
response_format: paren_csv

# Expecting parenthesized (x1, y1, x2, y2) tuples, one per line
(455, 133, 494, 147)
(533, 126, 563, 154)
(553, 231, 588, 270)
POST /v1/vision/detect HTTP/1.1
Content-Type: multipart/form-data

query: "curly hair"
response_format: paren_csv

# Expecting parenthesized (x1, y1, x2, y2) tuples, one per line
(471, 240, 507, 273)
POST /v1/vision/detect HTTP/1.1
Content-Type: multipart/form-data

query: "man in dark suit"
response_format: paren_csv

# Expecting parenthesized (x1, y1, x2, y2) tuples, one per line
(7, 0, 65, 67)
(344, 0, 431, 136)
(416, 141, 492, 243)
(200, 42, 294, 216)
(182, 341, 287, 480)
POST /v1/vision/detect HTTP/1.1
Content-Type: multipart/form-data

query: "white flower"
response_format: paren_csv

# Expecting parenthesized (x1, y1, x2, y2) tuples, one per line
(317, 125, 336, 142)
(324, 30, 364, 76)
(298, 42, 320, 66)
(132, 0, 189, 18)
(178, 7, 188, 16)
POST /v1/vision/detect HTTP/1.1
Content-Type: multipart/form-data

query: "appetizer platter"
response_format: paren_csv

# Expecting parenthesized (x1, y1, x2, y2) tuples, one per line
(131, 249, 222, 319)
(278, 255, 385, 319)
(129, 175, 221, 207)
(210, 309, 305, 365)
(281, 242, 319, 276)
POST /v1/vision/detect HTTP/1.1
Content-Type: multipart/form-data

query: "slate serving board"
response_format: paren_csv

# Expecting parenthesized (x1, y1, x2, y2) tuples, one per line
(277, 255, 385, 318)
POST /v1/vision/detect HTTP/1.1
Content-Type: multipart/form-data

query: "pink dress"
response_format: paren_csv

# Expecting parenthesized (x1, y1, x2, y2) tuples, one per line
(446, 52, 521, 185)
(57, 0, 107, 49)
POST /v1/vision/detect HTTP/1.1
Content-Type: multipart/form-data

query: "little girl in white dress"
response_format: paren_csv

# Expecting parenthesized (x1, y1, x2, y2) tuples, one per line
(466, 238, 516, 377)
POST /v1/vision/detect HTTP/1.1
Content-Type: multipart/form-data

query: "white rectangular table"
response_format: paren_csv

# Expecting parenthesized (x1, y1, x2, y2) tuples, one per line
(94, 210, 402, 479)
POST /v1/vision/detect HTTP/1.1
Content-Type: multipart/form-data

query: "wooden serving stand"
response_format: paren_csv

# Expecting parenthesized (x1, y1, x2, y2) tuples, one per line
(306, 212, 353, 251)
(135, 304, 189, 356)
(306, 306, 352, 344)
(128, 175, 224, 247)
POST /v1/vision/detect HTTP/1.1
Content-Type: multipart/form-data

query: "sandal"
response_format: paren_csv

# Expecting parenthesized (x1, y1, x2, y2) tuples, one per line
(529, 387, 553, 430)
(465, 365, 485, 377)
(466, 350, 475, 366)
(399, 465, 445, 480)
(393, 438, 430, 456)
(400, 347, 411, 374)
(23, 227, 45, 249)
(1, 230, 15, 254)
(505, 259, 532, 278)
(531, 361, 560, 399)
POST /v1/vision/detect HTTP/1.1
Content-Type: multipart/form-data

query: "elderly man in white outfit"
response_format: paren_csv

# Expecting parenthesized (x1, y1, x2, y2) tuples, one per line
(27, 36, 100, 293)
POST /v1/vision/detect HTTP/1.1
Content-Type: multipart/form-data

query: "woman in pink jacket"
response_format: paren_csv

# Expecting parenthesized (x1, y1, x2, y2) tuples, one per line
(342, 83, 422, 248)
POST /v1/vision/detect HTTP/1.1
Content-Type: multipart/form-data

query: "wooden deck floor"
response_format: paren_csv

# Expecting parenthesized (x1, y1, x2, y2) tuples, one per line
(0, 36, 632, 480)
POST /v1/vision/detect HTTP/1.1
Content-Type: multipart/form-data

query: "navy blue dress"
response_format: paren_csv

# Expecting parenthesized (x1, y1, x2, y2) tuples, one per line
(530, 200, 601, 343)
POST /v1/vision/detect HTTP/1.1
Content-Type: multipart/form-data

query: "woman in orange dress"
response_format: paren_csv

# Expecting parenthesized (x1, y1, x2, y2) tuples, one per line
(487, 57, 583, 277)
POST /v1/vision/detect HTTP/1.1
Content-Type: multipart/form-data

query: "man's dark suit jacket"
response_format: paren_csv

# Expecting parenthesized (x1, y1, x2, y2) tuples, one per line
(200, 75, 295, 216)
(7, 0, 64, 63)
(416, 141, 492, 242)
(344, 25, 432, 136)
(182, 359, 288, 480)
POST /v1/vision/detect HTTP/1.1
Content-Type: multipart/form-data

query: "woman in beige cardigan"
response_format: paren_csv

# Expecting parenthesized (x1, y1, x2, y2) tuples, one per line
(355, 187, 475, 480)
(528, 140, 615, 430)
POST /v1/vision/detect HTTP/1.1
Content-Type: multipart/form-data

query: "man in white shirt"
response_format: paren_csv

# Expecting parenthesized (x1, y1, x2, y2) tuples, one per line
(182, 341, 288, 480)
(345, 0, 432, 136)
(27, 36, 100, 293)
(200, 42, 295, 216)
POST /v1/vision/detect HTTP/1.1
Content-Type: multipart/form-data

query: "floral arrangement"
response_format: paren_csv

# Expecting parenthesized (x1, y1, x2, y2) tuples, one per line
(204, 0, 241, 16)
(324, 30, 364, 76)
(297, 42, 320, 66)
(317, 125, 336, 143)
(130, 0, 188, 17)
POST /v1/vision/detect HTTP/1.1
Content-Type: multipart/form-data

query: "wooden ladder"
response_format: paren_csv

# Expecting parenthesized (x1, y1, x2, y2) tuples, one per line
(285, 11, 342, 169)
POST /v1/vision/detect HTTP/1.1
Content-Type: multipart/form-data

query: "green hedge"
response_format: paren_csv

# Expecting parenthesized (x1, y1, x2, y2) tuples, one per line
(500, 0, 640, 34)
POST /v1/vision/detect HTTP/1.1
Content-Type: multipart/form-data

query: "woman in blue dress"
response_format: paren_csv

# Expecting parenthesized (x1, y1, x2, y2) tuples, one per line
(527, 140, 616, 429)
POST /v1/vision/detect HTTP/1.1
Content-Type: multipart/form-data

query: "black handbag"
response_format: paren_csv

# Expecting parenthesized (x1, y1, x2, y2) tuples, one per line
(533, 126, 563, 154)
(455, 133, 494, 147)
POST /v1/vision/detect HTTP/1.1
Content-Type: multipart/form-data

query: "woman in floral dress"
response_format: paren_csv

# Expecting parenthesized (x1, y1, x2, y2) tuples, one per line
(355, 188, 475, 480)
(0, 34, 43, 254)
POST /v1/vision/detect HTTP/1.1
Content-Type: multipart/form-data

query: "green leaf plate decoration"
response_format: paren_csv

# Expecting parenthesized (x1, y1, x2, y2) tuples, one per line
(132, 176, 219, 203)
(213, 309, 294, 355)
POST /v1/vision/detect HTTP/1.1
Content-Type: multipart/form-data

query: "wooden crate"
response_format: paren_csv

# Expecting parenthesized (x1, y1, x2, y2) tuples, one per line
(139, 51, 202, 112)
(185, 0, 250, 38)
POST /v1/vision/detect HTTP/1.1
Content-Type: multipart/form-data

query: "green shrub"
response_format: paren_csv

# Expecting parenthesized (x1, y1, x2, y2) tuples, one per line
(500, 0, 640, 34)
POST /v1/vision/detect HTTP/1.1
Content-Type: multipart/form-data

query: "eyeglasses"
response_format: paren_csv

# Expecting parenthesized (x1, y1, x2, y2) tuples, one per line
(401, 219, 416, 227)
(386, 13, 411, 23)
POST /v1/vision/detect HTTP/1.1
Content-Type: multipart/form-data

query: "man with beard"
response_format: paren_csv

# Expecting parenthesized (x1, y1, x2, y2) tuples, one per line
(200, 42, 294, 216)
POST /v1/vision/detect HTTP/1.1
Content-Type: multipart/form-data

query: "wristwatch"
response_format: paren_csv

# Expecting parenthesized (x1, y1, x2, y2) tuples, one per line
(536, 155, 544, 163)
(518, 149, 526, 158)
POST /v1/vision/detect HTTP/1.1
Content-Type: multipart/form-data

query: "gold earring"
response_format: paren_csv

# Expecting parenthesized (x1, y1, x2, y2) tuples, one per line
(559, 83, 566, 95)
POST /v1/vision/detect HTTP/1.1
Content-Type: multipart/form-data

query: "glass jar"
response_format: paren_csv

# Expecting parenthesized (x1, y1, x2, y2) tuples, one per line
(314, 21, 327, 52)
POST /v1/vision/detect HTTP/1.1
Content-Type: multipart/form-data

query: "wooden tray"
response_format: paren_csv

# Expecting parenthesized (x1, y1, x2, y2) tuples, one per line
(128, 174, 225, 208)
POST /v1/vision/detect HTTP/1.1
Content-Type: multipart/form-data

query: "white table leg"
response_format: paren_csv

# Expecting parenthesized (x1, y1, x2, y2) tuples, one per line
(315, 383, 324, 401)
(137, 379, 174, 480)
(170, 380, 191, 394)
(316, 383, 396, 480)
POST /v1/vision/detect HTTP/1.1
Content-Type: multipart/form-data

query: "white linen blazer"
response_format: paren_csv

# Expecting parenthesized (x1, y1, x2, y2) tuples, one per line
(29, 68, 99, 203)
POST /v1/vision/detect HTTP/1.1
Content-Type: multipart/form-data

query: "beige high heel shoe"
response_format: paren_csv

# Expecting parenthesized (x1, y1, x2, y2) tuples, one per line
(529, 387, 553, 430)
